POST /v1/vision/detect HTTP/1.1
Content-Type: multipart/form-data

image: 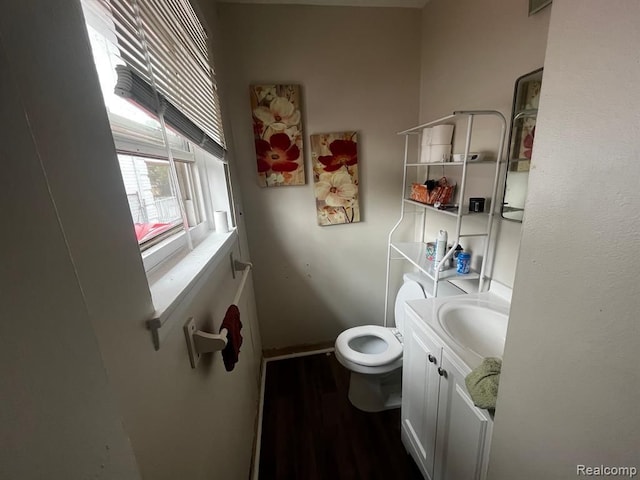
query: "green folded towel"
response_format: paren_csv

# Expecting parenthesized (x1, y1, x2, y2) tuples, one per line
(465, 357, 502, 410)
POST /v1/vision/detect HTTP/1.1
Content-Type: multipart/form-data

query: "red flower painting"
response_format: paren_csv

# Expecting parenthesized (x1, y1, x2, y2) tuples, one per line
(311, 132, 360, 226)
(255, 133, 301, 173)
(522, 126, 535, 159)
(318, 139, 358, 172)
(250, 84, 305, 187)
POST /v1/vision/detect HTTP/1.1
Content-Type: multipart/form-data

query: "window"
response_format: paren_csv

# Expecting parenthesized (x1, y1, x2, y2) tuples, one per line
(120, 155, 185, 246)
(81, 0, 231, 274)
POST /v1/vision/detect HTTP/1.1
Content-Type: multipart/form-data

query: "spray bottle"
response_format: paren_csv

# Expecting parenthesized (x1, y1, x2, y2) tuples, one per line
(435, 229, 448, 268)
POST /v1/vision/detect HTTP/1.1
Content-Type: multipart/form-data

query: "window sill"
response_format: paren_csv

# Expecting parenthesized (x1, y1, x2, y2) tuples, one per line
(145, 229, 238, 350)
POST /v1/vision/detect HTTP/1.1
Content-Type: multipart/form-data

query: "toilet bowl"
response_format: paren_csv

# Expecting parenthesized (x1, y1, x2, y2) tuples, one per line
(334, 273, 461, 412)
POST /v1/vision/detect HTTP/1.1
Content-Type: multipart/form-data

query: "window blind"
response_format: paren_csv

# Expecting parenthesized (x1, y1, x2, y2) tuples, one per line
(93, 0, 226, 157)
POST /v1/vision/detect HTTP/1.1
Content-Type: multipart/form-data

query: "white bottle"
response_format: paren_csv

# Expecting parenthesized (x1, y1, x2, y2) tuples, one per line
(435, 229, 448, 266)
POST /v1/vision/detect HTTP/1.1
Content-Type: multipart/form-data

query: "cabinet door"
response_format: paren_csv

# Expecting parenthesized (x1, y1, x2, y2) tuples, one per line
(433, 351, 492, 480)
(401, 318, 442, 479)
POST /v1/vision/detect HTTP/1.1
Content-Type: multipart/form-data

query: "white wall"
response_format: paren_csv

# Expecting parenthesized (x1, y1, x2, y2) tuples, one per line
(0, 31, 141, 480)
(419, 0, 550, 286)
(1, 1, 261, 479)
(489, 1, 640, 477)
(217, 3, 421, 348)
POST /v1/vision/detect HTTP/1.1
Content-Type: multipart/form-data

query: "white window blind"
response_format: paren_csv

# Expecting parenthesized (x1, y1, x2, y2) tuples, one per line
(92, 0, 226, 157)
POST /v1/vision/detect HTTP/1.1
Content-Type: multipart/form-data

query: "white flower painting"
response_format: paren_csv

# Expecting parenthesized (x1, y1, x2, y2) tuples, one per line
(311, 131, 360, 226)
(250, 84, 305, 187)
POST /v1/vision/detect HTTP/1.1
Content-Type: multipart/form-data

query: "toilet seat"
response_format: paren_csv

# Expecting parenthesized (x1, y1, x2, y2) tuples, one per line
(335, 325, 402, 367)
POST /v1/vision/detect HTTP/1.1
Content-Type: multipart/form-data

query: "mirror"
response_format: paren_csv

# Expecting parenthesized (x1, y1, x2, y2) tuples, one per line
(501, 68, 543, 222)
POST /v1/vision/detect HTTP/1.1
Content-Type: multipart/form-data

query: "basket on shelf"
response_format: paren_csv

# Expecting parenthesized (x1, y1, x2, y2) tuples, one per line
(410, 177, 456, 206)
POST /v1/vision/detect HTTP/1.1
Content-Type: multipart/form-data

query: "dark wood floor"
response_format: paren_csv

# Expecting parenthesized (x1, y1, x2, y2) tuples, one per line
(259, 352, 423, 480)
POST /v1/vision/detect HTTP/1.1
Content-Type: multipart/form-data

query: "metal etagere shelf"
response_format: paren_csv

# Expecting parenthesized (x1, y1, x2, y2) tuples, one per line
(383, 110, 507, 326)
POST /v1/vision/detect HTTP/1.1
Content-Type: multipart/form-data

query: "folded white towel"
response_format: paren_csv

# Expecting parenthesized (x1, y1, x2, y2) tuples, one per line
(431, 124, 454, 144)
(421, 127, 433, 148)
(430, 144, 451, 162)
(420, 144, 451, 163)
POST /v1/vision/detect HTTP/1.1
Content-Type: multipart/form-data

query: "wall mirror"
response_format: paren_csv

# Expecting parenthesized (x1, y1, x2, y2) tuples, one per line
(501, 68, 543, 222)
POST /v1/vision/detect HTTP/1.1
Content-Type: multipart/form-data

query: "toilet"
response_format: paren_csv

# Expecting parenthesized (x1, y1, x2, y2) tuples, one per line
(334, 272, 461, 412)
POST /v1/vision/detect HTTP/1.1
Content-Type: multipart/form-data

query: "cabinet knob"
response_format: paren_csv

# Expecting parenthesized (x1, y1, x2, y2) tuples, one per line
(437, 367, 447, 378)
(428, 354, 437, 364)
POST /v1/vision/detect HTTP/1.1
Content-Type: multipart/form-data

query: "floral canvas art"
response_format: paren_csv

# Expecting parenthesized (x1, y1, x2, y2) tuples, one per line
(311, 132, 360, 226)
(516, 81, 541, 160)
(250, 84, 305, 187)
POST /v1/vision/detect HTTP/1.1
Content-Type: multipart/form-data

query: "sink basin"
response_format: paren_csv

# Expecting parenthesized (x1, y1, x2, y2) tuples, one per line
(437, 301, 509, 359)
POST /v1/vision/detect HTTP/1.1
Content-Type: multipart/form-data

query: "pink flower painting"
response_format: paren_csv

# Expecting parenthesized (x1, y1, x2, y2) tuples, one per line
(250, 84, 305, 187)
(311, 132, 360, 226)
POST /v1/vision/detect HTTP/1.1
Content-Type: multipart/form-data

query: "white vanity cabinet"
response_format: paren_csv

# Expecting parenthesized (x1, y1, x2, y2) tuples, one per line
(402, 319, 442, 476)
(401, 308, 493, 480)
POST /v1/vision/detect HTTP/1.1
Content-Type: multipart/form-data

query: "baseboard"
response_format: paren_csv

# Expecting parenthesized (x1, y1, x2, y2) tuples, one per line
(264, 347, 335, 362)
(250, 357, 267, 480)
(262, 341, 334, 359)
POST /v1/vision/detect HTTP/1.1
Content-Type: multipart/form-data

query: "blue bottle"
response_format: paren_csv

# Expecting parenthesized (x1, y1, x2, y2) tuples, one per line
(457, 252, 471, 274)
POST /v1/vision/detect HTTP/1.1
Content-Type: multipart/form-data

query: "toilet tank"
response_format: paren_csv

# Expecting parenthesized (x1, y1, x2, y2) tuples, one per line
(394, 272, 463, 333)
(402, 272, 464, 299)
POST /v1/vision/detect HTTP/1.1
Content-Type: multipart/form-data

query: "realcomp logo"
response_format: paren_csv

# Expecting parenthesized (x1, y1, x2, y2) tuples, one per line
(577, 465, 638, 477)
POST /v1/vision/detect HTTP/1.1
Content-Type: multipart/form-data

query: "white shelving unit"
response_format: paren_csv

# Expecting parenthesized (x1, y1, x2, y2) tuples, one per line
(384, 110, 507, 326)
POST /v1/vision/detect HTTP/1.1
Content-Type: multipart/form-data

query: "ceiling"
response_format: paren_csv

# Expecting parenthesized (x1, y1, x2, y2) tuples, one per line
(219, 0, 428, 8)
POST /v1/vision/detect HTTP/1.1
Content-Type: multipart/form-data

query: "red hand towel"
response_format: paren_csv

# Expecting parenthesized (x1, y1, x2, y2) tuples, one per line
(220, 305, 242, 372)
